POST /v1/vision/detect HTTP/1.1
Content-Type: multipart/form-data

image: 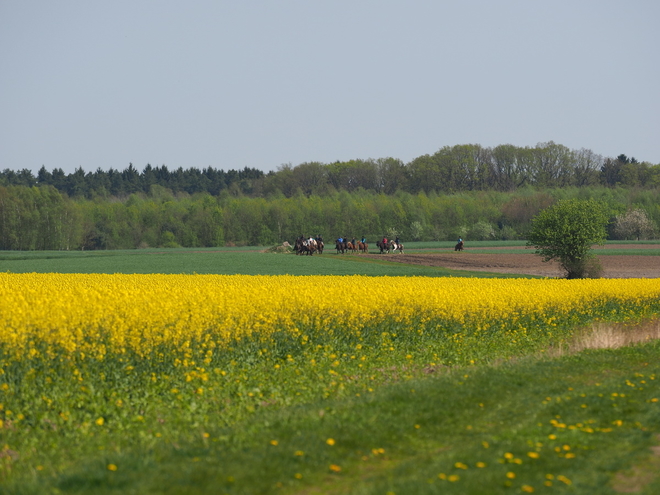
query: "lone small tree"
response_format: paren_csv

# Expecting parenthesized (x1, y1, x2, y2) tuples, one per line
(526, 199, 609, 279)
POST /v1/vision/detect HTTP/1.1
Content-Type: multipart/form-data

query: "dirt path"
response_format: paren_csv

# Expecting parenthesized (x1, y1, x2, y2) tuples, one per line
(363, 252, 660, 278)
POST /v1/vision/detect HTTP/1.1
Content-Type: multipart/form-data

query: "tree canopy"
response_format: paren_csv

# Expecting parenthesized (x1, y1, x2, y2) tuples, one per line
(2, 142, 659, 200)
(526, 199, 610, 279)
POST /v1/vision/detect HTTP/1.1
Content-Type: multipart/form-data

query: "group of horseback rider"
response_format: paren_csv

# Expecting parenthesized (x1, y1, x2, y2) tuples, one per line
(335, 236, 367, 254)
(296, 233, 464, 255)
(294, 234, 324, 255)
(375, 235, 404, 254)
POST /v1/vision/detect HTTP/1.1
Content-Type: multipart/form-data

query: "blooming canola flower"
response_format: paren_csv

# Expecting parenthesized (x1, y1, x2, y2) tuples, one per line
(1, 274, 659, 363)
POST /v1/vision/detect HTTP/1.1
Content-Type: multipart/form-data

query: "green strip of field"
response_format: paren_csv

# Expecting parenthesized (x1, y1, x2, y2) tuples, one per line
(1, 240, 655, 276)
(0, 248, 527, 277)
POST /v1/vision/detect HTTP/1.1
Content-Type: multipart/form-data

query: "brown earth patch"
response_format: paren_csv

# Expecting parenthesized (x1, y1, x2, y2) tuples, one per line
(467, 244, 660, 251)
(611, 435, 660, 493)
(362, 252, 660, 278)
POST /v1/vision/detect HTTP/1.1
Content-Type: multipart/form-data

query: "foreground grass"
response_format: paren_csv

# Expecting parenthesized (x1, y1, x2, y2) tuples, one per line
(7, 340, 660, 494)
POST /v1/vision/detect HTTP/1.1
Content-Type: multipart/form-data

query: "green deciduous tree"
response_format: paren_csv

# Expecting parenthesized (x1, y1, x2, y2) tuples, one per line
(526, 199, 609, 279)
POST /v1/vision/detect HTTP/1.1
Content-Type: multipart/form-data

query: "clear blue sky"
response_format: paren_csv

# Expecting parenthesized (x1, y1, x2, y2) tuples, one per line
(1, 0, 658, 175)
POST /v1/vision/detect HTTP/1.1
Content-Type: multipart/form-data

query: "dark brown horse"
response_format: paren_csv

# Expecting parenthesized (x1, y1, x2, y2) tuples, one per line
(455, 241, 464, 251)
(294, 237, 304, 255)
(376, 240, 388, 254)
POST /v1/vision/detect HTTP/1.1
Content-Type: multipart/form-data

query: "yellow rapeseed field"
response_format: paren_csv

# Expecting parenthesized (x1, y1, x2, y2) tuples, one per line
(1, 274, 660, 492)
(1, 273, 659, 363)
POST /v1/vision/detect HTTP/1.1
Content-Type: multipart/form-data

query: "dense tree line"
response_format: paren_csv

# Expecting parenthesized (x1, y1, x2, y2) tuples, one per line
(1, 143, 659, 199)
(0, 164, 265, 198)
(1, 183, 658, 250)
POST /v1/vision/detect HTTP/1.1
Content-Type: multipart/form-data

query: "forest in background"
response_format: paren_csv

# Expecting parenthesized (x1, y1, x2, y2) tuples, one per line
(1, 142, 659, 250)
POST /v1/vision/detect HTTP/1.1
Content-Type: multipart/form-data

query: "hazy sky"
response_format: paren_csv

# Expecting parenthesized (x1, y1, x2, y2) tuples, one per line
(1, 1, 658, 176)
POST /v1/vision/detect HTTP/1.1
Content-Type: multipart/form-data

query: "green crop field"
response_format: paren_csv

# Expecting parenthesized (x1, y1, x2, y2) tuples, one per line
(0, 246, 527, 277)
(1, 240, 657, 276)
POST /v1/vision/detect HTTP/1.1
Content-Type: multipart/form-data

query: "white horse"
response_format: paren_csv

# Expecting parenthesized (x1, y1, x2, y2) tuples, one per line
(388, 240, 403, 254)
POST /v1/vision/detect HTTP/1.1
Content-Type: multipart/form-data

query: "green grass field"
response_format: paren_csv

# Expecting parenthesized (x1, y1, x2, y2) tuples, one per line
(7, 339, 660, 495)
(2, 240, 656, 276)
(0, 246, 523, 277)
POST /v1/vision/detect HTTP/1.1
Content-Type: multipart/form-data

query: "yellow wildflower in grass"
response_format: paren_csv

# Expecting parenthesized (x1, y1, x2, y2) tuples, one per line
(329, 464, 341, 472)
(326, 438, 335, 446)
(107, 464, 117, 471)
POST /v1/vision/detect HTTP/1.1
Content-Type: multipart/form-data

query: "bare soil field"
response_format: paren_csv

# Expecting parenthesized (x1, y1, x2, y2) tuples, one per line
(364, 244, 660, 278)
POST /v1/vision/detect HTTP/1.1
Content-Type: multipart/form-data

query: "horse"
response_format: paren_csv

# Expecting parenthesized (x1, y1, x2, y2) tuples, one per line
(358, 241, 368, 253)
(455, 240, 464, 252)
(294, 237, 305, 255)
(295, 237, 317, 255)
(376, 240, 388, 254)
(388, 240, 404, 254)
(335, 240, 346, 254)
(304, 238, 317, 255)
(346, 241, 357, 254)
(316, 240, 324, 254)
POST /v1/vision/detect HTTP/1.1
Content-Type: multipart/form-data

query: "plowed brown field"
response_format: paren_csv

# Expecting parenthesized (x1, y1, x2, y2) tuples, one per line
(363, 245, 660, 278)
